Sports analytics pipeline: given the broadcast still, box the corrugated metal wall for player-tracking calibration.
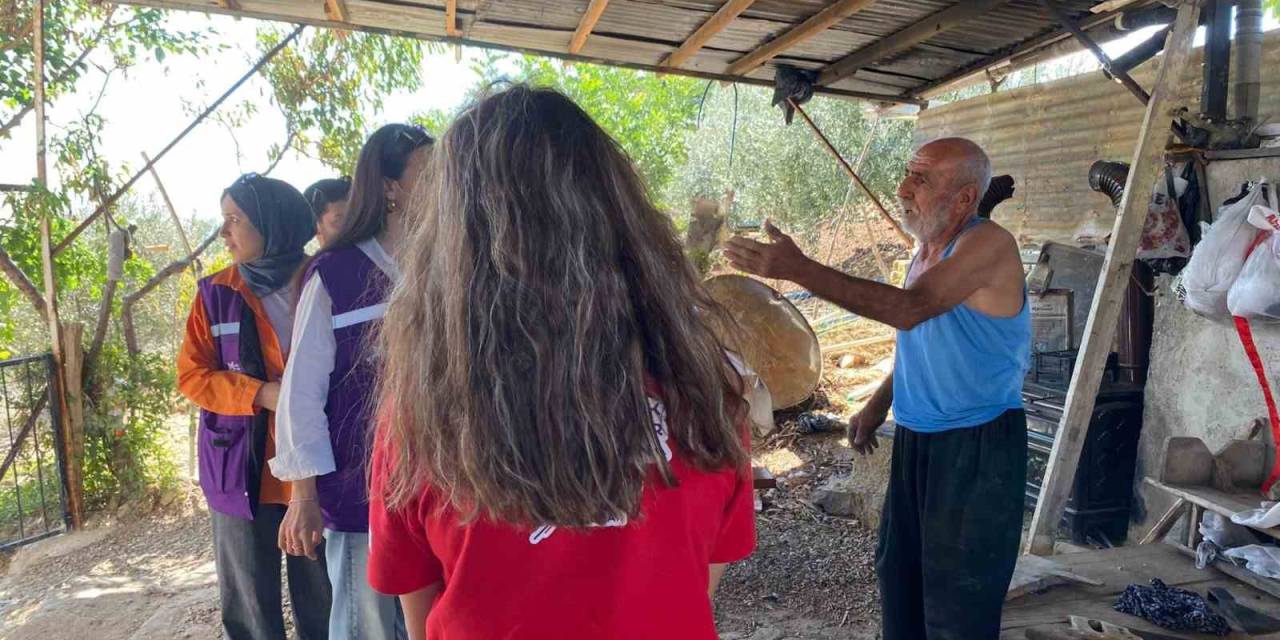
[914,31,1280,246]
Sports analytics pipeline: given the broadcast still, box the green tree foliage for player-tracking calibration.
[668,84,913,241]
[256,27,435,172]
[514,57,705,204]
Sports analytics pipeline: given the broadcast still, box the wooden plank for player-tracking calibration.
[661,0,758,69]
[1024,2,1201,556]
[1007,554,1104,601]
[324,0,349,22]
[217,0,242,8]
[569,0,611,54]
[444,0,459,36]
[816,0,1011,87]
[1204,147,1280,161]
[61,323,85,507]
[1188,503,1202,548]
[1139,498,1187,544]
[1145,479,1280,542]
[725,0,877,76]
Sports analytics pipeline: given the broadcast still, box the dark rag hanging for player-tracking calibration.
[224,174,316,297]
[772,65,818,125]
[1114,578,1230,636]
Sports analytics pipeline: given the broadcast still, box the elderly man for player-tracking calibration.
[725,137,1030,640]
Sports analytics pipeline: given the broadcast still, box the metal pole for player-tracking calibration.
[1040,0,1150,106]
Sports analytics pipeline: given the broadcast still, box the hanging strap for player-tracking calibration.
[1233,230,1280,495]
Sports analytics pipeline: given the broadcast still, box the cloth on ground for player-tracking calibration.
[1113,578,1229,636]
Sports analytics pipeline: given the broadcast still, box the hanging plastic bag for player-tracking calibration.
[1182,180,1272,319]
[1227,232,1280,320]
[1137,174,1191,259]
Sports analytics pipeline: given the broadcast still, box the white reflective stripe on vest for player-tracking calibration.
[332,303,387,330]
[210,322,240,337]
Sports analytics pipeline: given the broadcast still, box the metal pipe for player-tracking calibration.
[1235,0,1263,123]
[1201,0,1232,122]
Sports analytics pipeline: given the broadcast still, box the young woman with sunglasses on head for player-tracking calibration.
[272,124,433,639]
[303,177,352,248]
[177,173,331,640]
[367,87,756,640]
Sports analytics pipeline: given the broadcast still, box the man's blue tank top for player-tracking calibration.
[892,217,1031,433]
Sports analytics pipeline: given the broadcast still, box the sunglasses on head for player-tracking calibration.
[397,124,432,148]
[233,172,270,221]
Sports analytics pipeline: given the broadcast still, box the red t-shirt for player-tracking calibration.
[367,396,755,640]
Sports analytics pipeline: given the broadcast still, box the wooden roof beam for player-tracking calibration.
[445,0,460,37]
[216,0,241,9]
[661,0,759,69]
[324,0,348,23]
[726,0,877,77]
[569,0,611,54]
[816,0,1011,87]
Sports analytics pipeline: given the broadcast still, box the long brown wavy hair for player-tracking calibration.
[376,86,749,528]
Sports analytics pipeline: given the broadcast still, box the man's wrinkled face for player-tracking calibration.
[896,144,964,242]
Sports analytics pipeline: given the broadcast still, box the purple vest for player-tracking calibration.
[196,276,271,520]
[303,245,391,532]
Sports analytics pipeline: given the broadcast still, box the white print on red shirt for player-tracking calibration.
[528,398,673,545]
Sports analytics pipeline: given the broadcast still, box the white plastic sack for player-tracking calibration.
[1231,500,1280,528]
[1202,510,1259,548]
[1182,180,1272,319]
[1223,544,1280,579]
[1227,233,1280,320]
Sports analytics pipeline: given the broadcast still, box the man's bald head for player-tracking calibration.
[897,137,994,241]
[918,137,992,204]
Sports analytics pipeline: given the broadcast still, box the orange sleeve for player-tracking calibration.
[177,292,264,416]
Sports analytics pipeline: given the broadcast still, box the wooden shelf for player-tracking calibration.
[1145,478,1280,542]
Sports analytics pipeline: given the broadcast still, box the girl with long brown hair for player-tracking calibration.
[367,86,755,640]
[271,124,433,639]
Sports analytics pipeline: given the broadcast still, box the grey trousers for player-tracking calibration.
[211,505,332,640]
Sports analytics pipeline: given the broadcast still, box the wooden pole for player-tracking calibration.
[787,98,914,247]
[1025,1,1201,556]
[32,0,84,529]
[661,0,759,69]
[61,323,85,497]
[142,152,194,257]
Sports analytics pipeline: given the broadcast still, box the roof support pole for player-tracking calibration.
[1040,0,1150,106]
[787,98,913,248]
[1025,1,1202,556]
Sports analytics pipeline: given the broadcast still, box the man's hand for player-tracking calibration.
[253,381,280,411]
[280,497,325,560]
[723,220,811,281]
[848,406,888,456]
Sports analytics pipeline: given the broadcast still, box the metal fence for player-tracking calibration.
[0,353,69,551]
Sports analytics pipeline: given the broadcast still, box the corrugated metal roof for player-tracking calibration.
[914,31,1280,246]
[109,0,1141,104]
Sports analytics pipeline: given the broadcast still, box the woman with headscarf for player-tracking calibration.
[177,173,332,640]
[272,123,432,640]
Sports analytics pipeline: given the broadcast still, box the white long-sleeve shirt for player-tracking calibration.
[269,238,399,482]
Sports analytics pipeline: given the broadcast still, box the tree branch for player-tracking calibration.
[122,230,217,355]
[52,25,306,257]
[0,7,118,139]
[0,245,49,321]
[262,128,297,177]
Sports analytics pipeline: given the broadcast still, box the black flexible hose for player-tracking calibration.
[1089,160,1130,209]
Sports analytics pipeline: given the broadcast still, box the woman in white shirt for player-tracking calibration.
[271,123,433,640]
